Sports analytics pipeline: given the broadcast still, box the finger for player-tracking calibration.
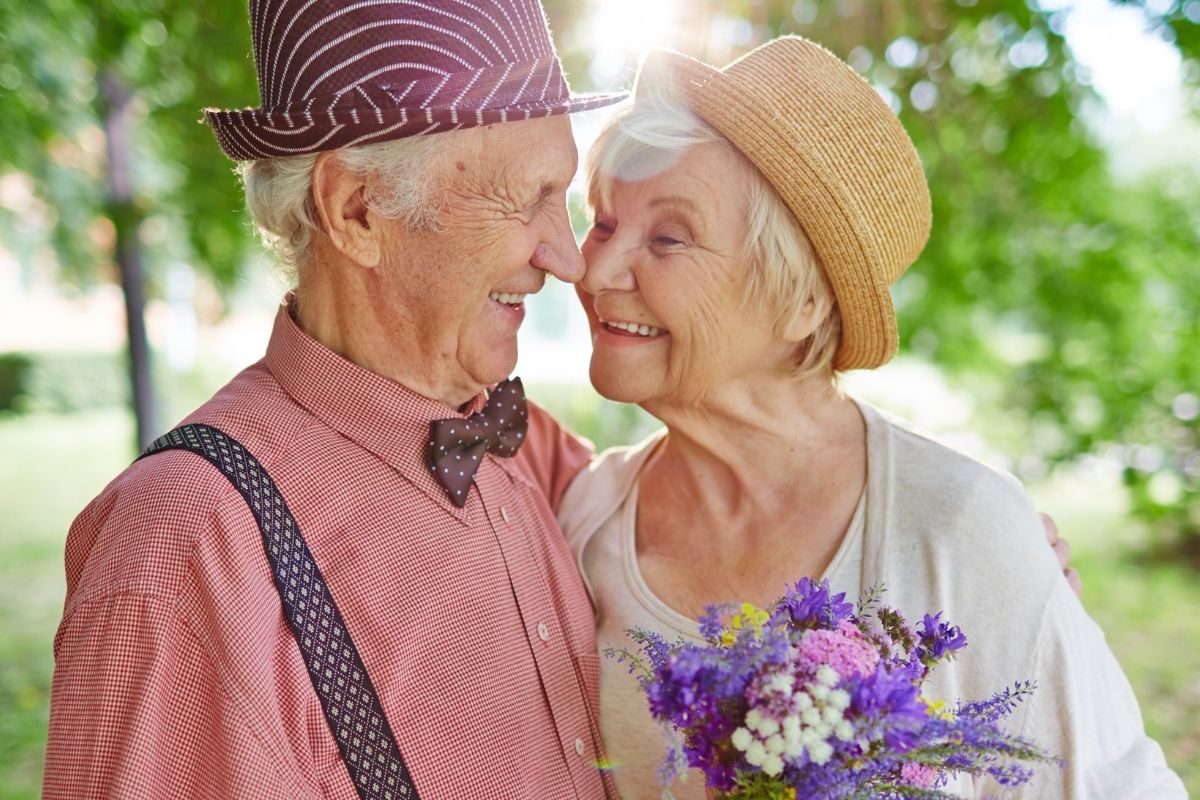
[1064,567,1082,596]
[1052,537,1072,570]
[1040,512,1059,544]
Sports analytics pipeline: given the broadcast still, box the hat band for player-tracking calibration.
[212,56,567,132]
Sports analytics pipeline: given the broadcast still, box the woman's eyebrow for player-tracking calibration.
[648,195,702,215]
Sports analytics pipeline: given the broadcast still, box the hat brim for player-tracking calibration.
[636,48,903,372]
[206,91,627,161]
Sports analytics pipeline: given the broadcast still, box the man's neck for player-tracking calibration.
[292,281,482,410]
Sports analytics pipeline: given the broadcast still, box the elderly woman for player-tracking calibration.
[558,37,1184,799]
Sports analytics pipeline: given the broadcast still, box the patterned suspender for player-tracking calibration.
[140,424,419,800]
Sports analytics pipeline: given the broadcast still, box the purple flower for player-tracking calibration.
[916,612,968,668]
[698,604,727,641]
[850,663,928,751]
[772,577,854,630]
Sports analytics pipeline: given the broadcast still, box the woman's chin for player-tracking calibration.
[589,364,656,405]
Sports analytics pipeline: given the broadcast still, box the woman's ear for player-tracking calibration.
[780,299,821,344]
[311,151,382,268]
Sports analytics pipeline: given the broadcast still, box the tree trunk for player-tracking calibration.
[102,67,159,451]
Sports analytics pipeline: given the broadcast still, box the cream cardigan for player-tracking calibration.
[558,399,1184,799]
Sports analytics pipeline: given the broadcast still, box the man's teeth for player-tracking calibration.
[606,320,668,337]
[489,292,527,305]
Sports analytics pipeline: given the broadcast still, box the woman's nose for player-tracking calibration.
[580,234,638,296]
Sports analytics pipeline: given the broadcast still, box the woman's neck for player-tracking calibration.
[642,373,861,526]
[634,372,868,614]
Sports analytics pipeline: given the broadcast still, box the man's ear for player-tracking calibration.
[311,151,381,268]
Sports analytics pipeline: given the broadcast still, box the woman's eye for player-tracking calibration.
[653,235,683,248]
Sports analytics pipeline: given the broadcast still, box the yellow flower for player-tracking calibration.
[923,697,953,720]
[720,602,770,646]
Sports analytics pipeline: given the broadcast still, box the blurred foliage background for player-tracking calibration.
[1,0,1198,796]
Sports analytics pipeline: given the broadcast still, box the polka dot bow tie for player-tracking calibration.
[427,378,528,507]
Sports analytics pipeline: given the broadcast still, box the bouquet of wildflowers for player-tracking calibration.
[607,578,1059,799]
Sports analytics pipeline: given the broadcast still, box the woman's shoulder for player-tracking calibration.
[856,399,1060,590]
[860,400,1035,524]
[556,428,666,546]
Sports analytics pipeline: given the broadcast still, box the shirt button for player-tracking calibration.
[574,737,586,757]
[501,506,510,523]
[537,622,550,642]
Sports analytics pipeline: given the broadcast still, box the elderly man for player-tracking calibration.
[44,2,623,798]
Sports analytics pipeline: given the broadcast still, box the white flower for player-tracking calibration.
[745,707,765,733]
[801,706,822,726]
[810,683,830,702]
[822,704,843,725]
[766,673,795,695]
[835,720,855,741]
[800,728,822,747]
[731,727,754,751]
[794,691,814,710]
[809,740,835,766]
[762,753,785,776]
[828,689,850,710]
[745,740,767,767]
[765,734,785,756]
[782,715,801,740]
[817,665,840,687]
[784,738,806,759]
[759,715,781,737]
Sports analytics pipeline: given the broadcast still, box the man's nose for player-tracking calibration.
[530,202,585,283]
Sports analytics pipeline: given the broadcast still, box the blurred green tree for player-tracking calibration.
[0,0,258,447]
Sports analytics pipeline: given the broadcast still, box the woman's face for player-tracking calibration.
[579,141,795,407]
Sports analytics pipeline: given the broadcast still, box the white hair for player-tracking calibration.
[586,80,842,380]
[237,134,448,275]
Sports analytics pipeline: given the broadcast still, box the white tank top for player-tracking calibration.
[563,429,866,799]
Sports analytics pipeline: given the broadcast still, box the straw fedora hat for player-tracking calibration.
[205,0,625,161]
[635,36,932,371]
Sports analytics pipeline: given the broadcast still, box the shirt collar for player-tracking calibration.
[263,297,490,519]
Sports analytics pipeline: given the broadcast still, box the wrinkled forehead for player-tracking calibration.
[456,115,580,193]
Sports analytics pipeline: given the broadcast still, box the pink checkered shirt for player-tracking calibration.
[45,302,610,799]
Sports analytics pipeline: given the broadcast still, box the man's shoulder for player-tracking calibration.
[64,365,313,610]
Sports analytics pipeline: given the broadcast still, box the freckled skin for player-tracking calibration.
[578,141,796,411]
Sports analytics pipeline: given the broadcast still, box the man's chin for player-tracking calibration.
[465,349,519,391]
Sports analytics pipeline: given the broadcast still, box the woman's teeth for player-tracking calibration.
[605,320,668,337]
[489,292,527,306]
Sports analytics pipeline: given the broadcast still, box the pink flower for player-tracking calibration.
[796,620,881,680]
[900,761,939,788]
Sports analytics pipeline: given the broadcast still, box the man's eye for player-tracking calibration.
[653,236,683,247]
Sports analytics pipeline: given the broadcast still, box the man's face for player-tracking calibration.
[376,114,583,401]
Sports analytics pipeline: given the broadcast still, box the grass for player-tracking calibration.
[0,410,136,799]
[0,409,1197,797]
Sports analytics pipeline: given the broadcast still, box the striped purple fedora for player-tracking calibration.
[205,0,626,160]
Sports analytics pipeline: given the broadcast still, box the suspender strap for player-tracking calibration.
[141,423,419,800]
